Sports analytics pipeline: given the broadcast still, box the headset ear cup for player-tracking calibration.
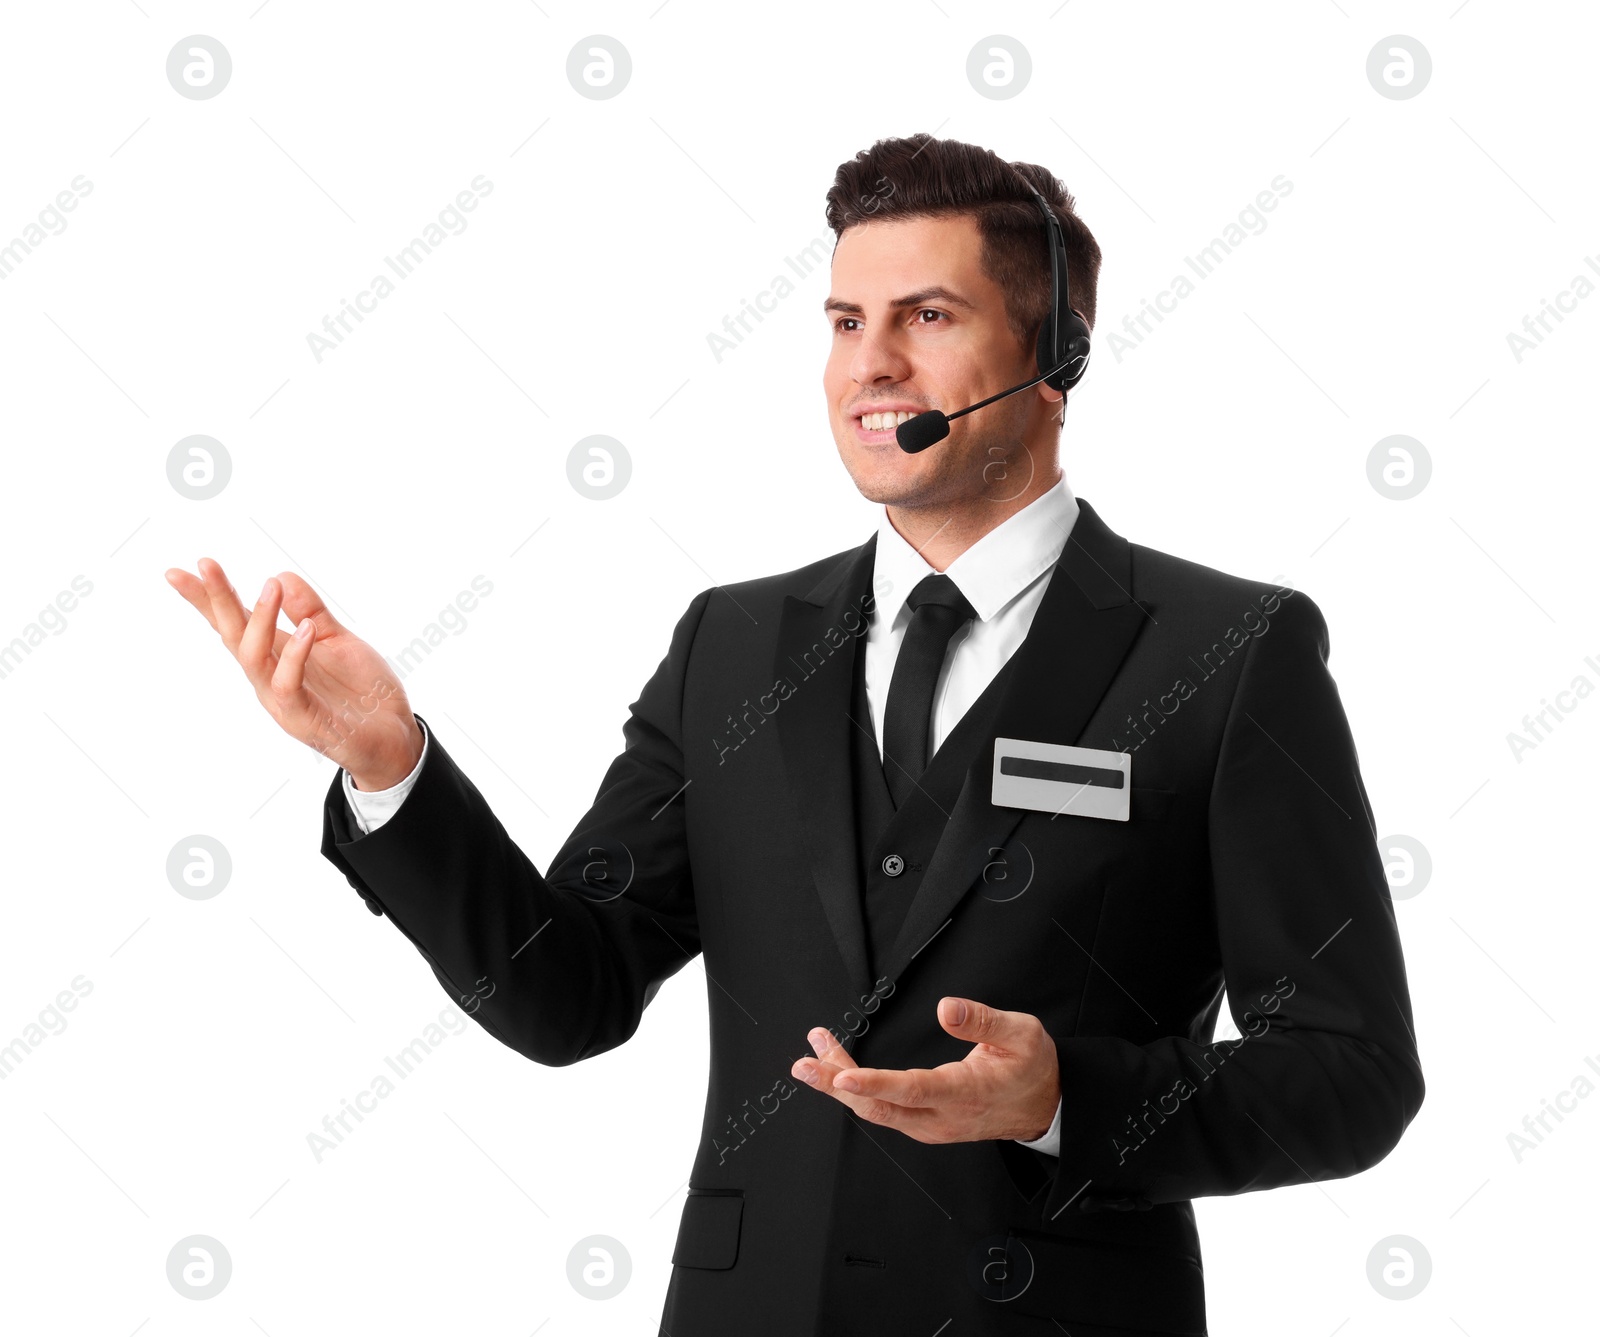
[1038,310,1091,391]
[1054,311,1092,391]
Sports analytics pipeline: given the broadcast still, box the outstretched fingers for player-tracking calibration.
[164,567,220,633]
[196,557,252,651]
[791,1029,942,1134]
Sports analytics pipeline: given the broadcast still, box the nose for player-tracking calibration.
[850,322,912,389]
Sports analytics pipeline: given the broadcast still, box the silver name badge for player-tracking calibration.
[991,737,1131,822]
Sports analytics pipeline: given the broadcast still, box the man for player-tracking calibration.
[167,134,1423,1336]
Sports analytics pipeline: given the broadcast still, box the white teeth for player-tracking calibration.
[861,410,921,431]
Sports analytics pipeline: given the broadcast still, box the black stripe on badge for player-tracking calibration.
[999,755,1126,789]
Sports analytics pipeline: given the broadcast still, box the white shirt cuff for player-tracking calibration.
[1013,1094,1062,1157]
[342,718,430,836]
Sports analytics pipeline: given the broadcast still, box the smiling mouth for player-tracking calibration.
[856,410,924,433]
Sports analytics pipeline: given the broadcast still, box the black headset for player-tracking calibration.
[1023,182,1092,393]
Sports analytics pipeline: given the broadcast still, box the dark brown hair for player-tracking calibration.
[824,133,1101,354]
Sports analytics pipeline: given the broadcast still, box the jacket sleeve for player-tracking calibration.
[319,586,714,1068]
[1039,591,1425,1221]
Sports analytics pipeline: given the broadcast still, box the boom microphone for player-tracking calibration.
[894,343,1088,453]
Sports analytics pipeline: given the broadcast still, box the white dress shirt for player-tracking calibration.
[344,474,1080,1156]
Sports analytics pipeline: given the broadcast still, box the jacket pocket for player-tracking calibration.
[671,1188,744,1270]
[994,1227,1205,1333]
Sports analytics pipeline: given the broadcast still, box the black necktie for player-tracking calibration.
[881,573,978,809]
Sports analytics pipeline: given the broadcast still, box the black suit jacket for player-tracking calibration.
[321,498,1424,1336]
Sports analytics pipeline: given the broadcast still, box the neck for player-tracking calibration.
[886,462,1063,573]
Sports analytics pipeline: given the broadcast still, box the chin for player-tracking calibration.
[844,457,934,508]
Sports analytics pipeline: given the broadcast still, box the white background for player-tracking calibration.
[1,2,1594,1333]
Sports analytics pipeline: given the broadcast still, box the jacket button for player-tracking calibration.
[882,854,904,877]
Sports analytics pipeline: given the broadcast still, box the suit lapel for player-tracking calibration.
[772,534,880,1000]
[874,497,1153,986]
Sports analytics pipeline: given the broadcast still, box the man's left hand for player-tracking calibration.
[789,997,1060,1143]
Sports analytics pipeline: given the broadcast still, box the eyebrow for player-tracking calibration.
[822,285,977,315]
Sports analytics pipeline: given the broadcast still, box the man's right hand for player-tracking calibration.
[165,557,425,791]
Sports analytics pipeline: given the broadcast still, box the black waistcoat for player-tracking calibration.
[846,595,1025,976]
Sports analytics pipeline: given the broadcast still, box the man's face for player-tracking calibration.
[822,212,1061,509]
